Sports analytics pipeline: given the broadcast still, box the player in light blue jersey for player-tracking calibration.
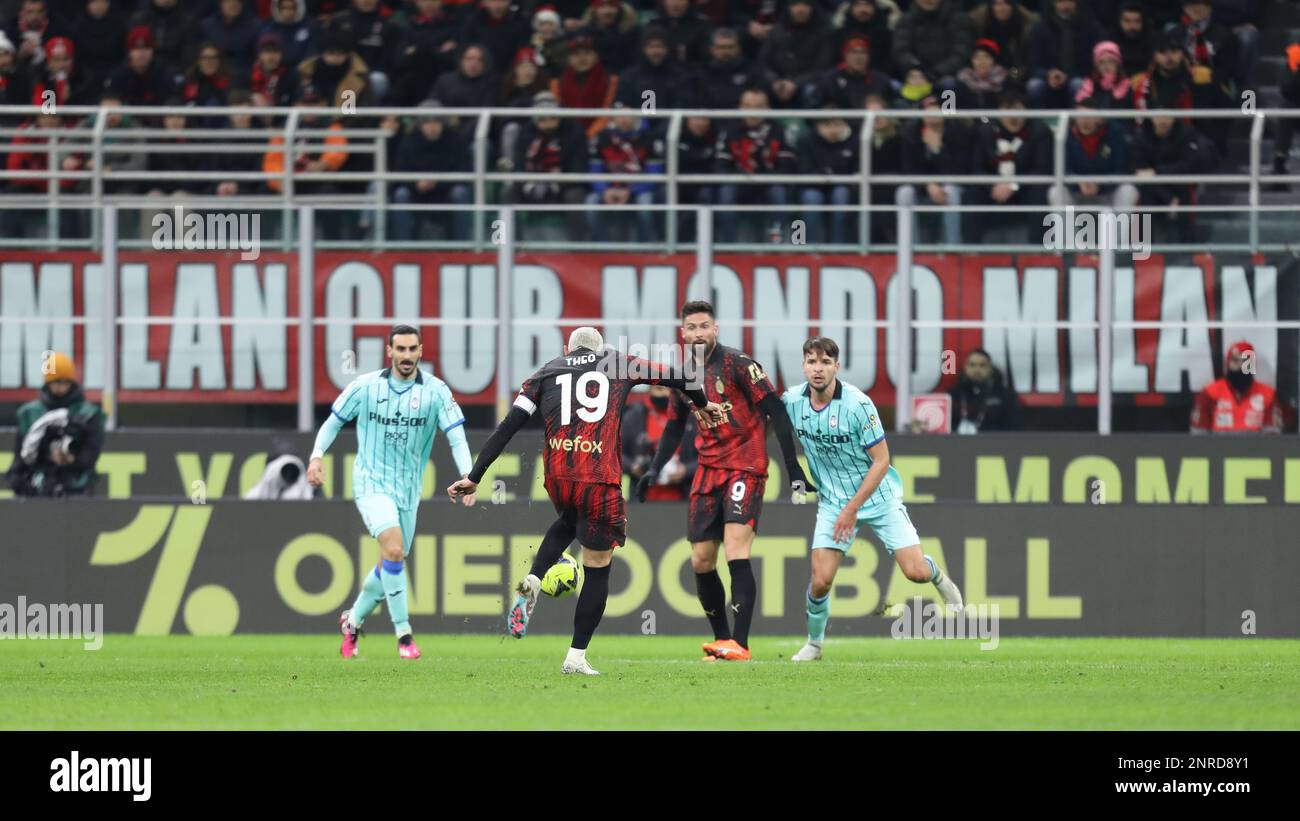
[306,325,475,659]
[781,337,963,661]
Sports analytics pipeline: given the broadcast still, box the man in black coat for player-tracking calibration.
[949,349,1022,433]
[971,88,1053,242]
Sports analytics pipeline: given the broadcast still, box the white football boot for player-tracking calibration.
[934,573,964,613]
[561,649,600,676]
[791,642,823,662]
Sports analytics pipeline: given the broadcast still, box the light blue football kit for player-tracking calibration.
[312,367,473,636]
[781,380,919,553]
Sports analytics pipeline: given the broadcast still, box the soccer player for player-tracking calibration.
[636,301,815,662]
[446,327,720,675]
[782,337,963,662]
[306,325,474,660]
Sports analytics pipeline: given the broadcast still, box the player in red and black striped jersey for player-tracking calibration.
[636,301,815,662]
[447,327,719,675]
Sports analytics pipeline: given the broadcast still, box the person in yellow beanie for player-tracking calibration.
[7,352,105,496]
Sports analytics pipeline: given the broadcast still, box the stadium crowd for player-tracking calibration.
[0,0,1293,244]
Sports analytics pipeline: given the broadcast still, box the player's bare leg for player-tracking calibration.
[562,545,612,676]
[376,527,421,659]
[794,548,843,662]
[895,544,963,612]
[691,539,731,659]
[708,523,756,661]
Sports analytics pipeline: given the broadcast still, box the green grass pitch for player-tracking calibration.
[2,635,1298,730]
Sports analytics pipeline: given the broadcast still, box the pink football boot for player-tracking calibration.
[397,635,421,660]
[339,611,361,659]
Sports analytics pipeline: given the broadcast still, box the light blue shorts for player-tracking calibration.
[356,494,417,556]
[812,502,920,555]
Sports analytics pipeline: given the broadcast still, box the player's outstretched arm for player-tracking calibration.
[757,392,817,494]
[448,405,531,501]
[306,412,346,487]
[636,411,687,502]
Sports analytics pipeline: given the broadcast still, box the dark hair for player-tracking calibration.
[967,347,992,363]
[802,337,840,361]
[998,87,1026,108]
[680,300,715,322]
[389,324,421,344]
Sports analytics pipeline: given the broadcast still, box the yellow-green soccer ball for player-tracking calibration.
[540,556,582,598]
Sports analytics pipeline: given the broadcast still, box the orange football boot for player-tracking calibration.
[709,639,751,661]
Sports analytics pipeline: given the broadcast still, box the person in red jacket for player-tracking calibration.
[1190,341,1284,433]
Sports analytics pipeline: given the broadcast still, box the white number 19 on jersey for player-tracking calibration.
[557,372,610,425]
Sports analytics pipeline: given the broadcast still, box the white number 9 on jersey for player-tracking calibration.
[557,372,610,424]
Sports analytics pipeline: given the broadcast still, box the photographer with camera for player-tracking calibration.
[7,352,105,497]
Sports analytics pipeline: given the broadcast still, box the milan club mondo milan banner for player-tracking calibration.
[0,251,1293,405]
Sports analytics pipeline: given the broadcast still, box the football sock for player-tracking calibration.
[571,564,611,651]
[924,555,945,585]
[529,517,578,580]
[806,584,830,643]
[349,564,386,627]
[728,559,757,649]
[380,558,411,637]
[695,569,732,641]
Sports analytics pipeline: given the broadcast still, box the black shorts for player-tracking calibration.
[544,477,626,551]
[686,466,766,544]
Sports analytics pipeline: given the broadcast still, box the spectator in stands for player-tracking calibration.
[1271,40,1299,190]
[8,0,52,75]
[972,88,1052,242]
[0,31,32,109]
[833,0,894,78]
[328,0,404,102]
[955,37,1008,111]
[6,352,105,497]
[70,0,126,94]
[1178,0,1239,140]
[298,25,369,107]
[501,91,588,239]
[180,42,234,110]
[892,0,973,92]
[529,5,567,72]
[394,0,460,104]
[1190,341,1284,433]
[1132,111,1217,242]
[649,0,710,66]
[460,0,530,73]
[586,107,664,242]
[201,0,260,73]
[213,88,264,196]
[580,0,639,75]
[675,114,716,240]
[815,33,890,110]
[549,31,616,138]
[131,0,201,82]
[1107,0,1152,78]
[31,36,94,106]
[949,348,1022,433]
[797,106,858,245]
[897,60,935,105]
[86,89,145,196]
[262,0,321,70]
[715,86,794,244]
[861,95,899,243]
[431,43,495,114]
[105,25,172,105]
[615,27,687,120]
[1075,39,1134,111]
[696,27,774,110]
[138,97,209,237]
[968,0,1037,85]
[759,0,832,102]
[1134,22,1233,156]
[895,94,967,245]
[1206,0,1260,93]
[265,85,350,233]
[622,384,698,501]
[1026,0,1101,109]
[250,32,294,107]
[498,45,548,106]
[1050,97,1139,211]
[4,105,80,200]
[391,100,472,241]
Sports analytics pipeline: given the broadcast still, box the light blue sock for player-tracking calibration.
[924,555,945,585]
[380,559,411,637]
[806,585,830,643]
[349,564,386,627]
